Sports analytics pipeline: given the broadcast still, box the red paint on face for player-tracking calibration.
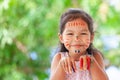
[67,20,86,27]
[64,39,70,48]
[62,19,92,54]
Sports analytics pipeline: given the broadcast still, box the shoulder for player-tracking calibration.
[50,52,62,73]
[92,50,105,69]
[93,50,103,60]
[52,52,62,62]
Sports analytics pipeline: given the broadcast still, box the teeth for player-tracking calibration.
[75,50,80,53]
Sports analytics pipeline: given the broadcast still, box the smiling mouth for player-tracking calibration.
[71,45,81,48]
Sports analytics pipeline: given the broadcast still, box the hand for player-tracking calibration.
[60,52,76,74]
[79,55,92,70]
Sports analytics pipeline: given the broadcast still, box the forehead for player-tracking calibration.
[66,19,87,27]
[65,19,88,30]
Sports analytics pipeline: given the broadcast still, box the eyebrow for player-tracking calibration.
[65,30,73,32]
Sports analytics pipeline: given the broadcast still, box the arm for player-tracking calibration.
[50,53,66,80]
[90,52,109,80]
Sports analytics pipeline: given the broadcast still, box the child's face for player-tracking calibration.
[59,19,94,54]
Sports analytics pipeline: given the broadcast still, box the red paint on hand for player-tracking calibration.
[80,57,83,70]
[80,56,91,70]
[86,56,91,70]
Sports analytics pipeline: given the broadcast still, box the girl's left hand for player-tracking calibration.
[79,55,92,70]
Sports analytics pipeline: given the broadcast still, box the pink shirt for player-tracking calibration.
[61,52,92,80]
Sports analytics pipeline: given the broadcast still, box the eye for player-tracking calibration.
[81,32,87,35]
[67,33,73,35]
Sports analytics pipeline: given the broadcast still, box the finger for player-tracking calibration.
[64,59,69,74]
[83,55,87,70]
[86,55,91,70]
[71,60,76,72]
[66,52,72,73]
[67,58,72,74]
[60,59,66,72]
[60,58,68,74]
[79,57,83,70]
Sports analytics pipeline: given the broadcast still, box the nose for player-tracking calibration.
[75,35,79,41]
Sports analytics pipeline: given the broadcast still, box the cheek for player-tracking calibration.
[64,38,71,49]
[85,38,91,48]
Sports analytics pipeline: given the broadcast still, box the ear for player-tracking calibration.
[58,33,64,43]
[90,34,94,43]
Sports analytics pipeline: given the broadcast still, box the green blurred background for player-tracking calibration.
[0,0,120,80]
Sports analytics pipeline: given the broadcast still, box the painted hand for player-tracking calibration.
[79,55,92,70]
[60,52,76,74]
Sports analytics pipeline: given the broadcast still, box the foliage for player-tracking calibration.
[0,0,120,80]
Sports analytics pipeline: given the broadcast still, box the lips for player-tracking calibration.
[71,45,81,48]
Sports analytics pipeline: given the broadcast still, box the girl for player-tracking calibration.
[50,8,109,80]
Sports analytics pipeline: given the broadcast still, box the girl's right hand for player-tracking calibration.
[59,52,76,74]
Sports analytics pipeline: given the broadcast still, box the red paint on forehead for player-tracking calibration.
[66,19,87,27]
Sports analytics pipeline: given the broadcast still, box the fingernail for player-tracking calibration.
[70,70,72,74]
[66,71,68,74]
